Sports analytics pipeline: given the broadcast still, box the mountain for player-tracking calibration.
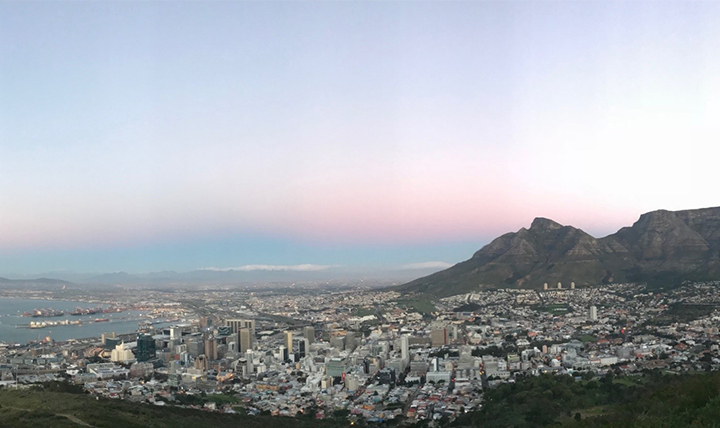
[0,277,74,289]
[397,206,720,296]
[0,266,446,289]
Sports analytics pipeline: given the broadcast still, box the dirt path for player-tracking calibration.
[57,413,95,427]
[3,405,95,427]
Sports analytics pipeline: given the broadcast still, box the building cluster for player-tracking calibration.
[3,281,720,423]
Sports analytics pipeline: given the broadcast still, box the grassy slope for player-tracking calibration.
[452,371,720,428]
[0,388,338,428]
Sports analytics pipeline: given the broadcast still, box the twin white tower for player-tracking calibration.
[542,281,575,290]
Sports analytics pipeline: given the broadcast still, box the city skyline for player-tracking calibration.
[2,1,720,274]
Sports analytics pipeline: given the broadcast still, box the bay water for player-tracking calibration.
[0,297,163,344]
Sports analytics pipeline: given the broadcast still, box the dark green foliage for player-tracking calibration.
[649,303,716,325]
[429,349,459,358]
[472,345,516,358]
[0,388,349,428]
[627,268,715,291]
[452,302,481,312]
[453,371,720,428]
[36,381,86,394]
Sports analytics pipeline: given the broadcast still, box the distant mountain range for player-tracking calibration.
[0,265,450,289]
[0,277,73,289]
[397,206,720,297]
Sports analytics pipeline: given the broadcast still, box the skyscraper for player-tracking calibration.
[194,355,208,371]
[226,319,255,334]
[345,332,356,351]
[299,338,308,359]
[284,331,293,353]
[135,333,156,362]
[303,326,315,344]
[401,335,409,362]
[204,338,218,360]
[169,327,181,340]
[239,328,253,353]
[431,329,447,347]
[186,336,204,357]
[245,350,254,375]
[589,305,598,321]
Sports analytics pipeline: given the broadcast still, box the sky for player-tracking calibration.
[1,1,720,275]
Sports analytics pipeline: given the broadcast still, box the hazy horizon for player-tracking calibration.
[2,2,720,274]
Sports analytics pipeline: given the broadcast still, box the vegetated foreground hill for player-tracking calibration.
[397,206,720,296]
[4,372,720,428]
[453,371,720,428]
[0,386,344,428]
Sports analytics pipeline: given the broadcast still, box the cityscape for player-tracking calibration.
[3,278,720,425]
[3,1,720,427]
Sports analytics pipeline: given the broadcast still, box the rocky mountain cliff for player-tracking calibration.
[397,207,720,296]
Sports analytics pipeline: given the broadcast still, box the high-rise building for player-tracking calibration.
[589,305,598,321]
[111,342,134,363]
[194,355,208,371]
[570,282,576,290]
[298,338,308,358]
[204,338,218,360]
[186,337,204,357]
[279,345,289,362]
[245,350,254,375]
[102,332,116,346]
[303,326,315,344]
[226,319,255,335]
[543,283,548,290]
[104,331,121,350]
[135,333,156,362]
[557,282,562,289]
[345,374,359,392]
[239,328,253,353]
[401,335,410,362]
[284,331,293,353]
[326,357,346,378]
[345,332,357,351]
[431,329,447,347]
[169,327,182,340]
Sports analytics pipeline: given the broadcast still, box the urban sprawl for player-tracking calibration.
[2,281,720,423]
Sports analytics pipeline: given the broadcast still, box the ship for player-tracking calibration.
[93,318,109,322]
[71,306,104,316]
[25,308,65,318]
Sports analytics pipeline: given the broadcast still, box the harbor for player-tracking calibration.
[0,298,178,344]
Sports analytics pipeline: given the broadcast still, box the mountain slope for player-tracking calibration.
[397,206,720,296]
[0,277,73,289]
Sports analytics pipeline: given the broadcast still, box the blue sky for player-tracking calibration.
[1,2,720,274]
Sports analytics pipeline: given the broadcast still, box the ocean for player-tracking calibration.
[0,297,167,344]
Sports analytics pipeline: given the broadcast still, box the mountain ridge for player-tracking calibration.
[397,206,720,296]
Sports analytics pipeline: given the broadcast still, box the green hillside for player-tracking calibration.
[0,385,340,428]
[453,371,720,428]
